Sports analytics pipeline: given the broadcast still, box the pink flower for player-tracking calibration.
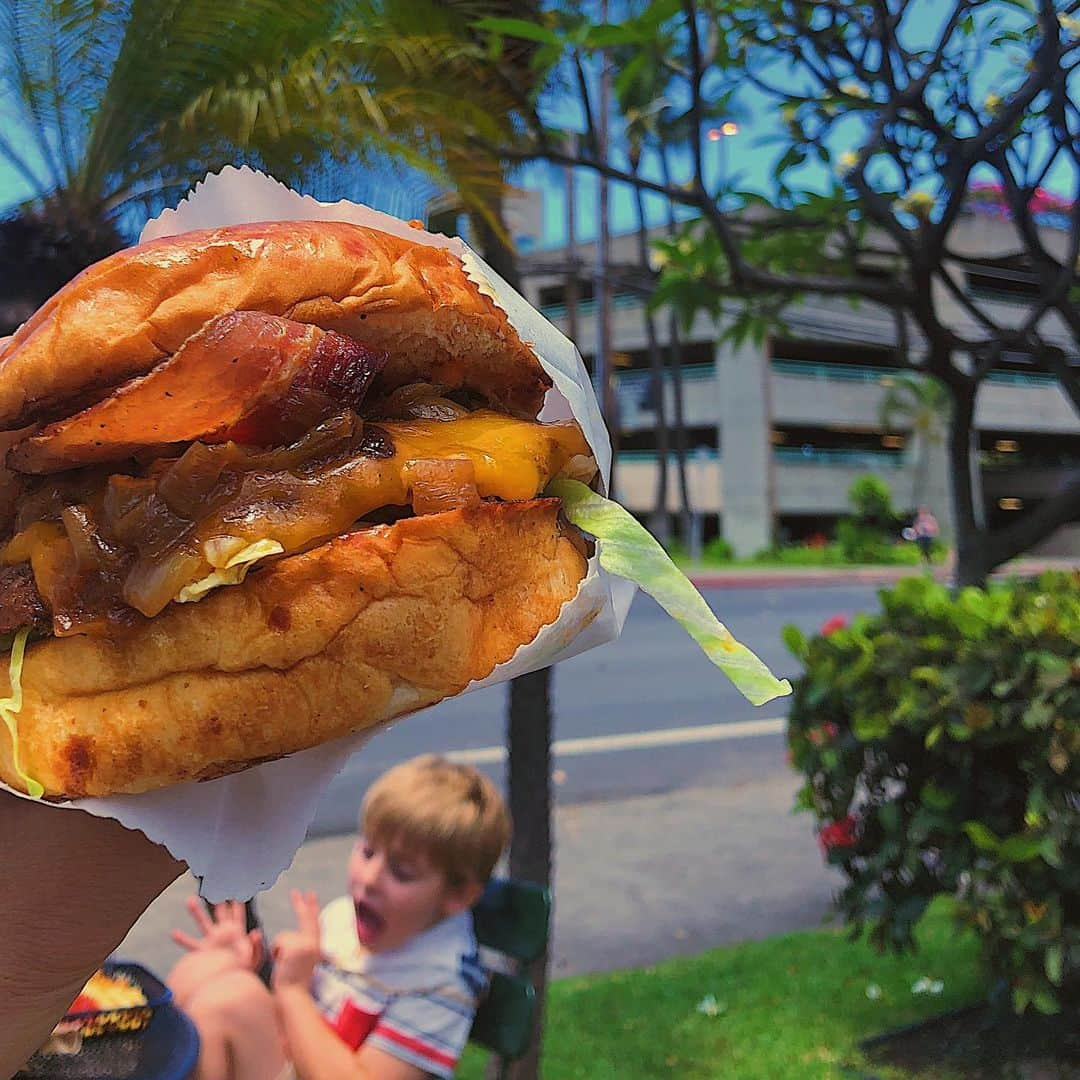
[820,615,847,636]
[824,722,839,739]
[818,815,858,854]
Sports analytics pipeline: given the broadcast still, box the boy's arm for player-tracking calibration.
[0,791,183,1076]
[275,985,429,1080]
[273,891,430,1080]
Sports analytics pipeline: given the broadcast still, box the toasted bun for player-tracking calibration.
[0,499,590,798]
[0,220,550,429]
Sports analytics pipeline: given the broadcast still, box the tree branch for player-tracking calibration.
[681,0,706,196]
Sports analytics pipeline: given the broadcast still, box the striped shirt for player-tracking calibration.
[311,897,486,1078]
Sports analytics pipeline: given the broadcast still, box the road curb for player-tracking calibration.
[686,561,1076,590]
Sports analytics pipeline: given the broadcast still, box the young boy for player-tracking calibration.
[167,754,511,1080]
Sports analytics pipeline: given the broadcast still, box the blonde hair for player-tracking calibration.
[361,755,511,886]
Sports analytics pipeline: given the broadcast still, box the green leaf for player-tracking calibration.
[921,782,955,811]
[963,821,1001,852]
[548,479,792,706]
[781,624,807,661]
[1045,944,1064,985]
[613,52,648,100]
[1021,700,1055,730]
[1032,990,1061,1016]
[853,714,891,740]
[583,22,642,47]
[998,831,1046,863]
[472,17,561,45]
[925,723,945,749]
[1039,836,1064,869]
[639,0,682,28]
[877,800,901,832]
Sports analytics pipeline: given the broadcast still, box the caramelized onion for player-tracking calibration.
[0,425,33,537]
[60,505,127,574]
[123,546,204,617]
[403,458,481,516]
[372,383,471,421]
[157,443,231,517]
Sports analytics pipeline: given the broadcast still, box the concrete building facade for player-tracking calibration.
[513,210,1080,557]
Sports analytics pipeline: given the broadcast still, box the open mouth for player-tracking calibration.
[354,899,386,945]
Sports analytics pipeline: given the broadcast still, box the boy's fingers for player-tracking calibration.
[289,888,305,923]
[290,889,318,934]
[249,928,264,966]
[187,895,214,934]
[222,900,243,928]
[171,929,201,951]
[298,891,321,935]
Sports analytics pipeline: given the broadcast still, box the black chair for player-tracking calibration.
[469,879,551,1061]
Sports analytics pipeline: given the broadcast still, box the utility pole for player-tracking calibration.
[564,132,580,348]
[595,0,617,492]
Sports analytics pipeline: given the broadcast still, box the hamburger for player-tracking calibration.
[0,220,600,799]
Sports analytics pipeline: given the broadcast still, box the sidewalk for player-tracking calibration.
[118,772,842,981]
[686,555,1077,590]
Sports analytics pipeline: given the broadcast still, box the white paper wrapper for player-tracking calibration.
[3,167,635,900]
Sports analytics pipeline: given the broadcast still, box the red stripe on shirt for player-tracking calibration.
[373,1022,458,1069]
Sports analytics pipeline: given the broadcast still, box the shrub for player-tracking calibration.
[662,536,689,564]
[848,474,898,530]
[836,519,893,562]
[784,572,1080,1015]
[702,536,734,564]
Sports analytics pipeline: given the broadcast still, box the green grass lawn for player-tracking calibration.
[458,902,986,1079]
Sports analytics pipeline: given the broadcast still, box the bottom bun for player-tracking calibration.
[0,499,589,798]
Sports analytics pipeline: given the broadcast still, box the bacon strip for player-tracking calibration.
[10,312,386,474]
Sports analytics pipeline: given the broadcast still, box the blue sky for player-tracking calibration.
[0,1,1071,249]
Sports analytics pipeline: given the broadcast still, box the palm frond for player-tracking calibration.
[3,0,525,269]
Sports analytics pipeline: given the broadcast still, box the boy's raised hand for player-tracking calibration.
[272,889,323,990]
[170,896,264,972]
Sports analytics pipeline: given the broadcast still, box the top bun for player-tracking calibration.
[0,220,550,429]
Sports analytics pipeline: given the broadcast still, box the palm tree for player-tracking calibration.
[878,374,951,512]
[0,0,514,320]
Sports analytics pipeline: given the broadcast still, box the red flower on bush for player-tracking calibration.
[818,815,858,854]
[820,614,847,636]
[808,722,841,746]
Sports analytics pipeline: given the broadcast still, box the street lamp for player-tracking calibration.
[706,121,740,202]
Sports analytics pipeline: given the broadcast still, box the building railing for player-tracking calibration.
[984,369,1059,387]
[774,446,907,469]
[539,293,642,320]
[618,446,911,470]
[771,359,901,383]
[618,448,720,462]
[616,363,714,388]
[772,357,1063,388]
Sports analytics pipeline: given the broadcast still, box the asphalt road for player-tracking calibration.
[308,582,885,836]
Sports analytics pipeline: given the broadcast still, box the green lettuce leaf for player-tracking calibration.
[548,478,792,706]
[0,627,43,798]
